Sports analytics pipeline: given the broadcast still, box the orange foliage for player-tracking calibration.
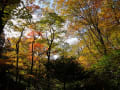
[27,30,42,38]
[26,4,40,13]
[0,59,12,65]
[29,43,44,51]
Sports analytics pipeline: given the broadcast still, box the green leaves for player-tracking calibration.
[91,50,120,87]
[39,12,64,26]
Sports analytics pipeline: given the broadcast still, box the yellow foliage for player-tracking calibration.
[78,56,90,68]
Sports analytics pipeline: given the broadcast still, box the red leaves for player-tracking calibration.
[29,43,44,50]
[34,43,43,49]
[26,30,44,61]
[26,4,40,10]
[38,32,42,37]
[26,4,40,13]
[27,30,42,39]
[27,30,44,52]
[27,31,38,37]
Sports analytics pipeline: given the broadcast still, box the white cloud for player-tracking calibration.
[66,38,78,45]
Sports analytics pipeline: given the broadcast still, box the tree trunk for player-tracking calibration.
[88,28,102,54]
[63,82,66,90]
[15,29,24,83]
[46,27,55,90]
[16,43,19,83]
[47,50,51,89]
[94,25,107,55]
[0,2,5,57]
[31,41,34,74]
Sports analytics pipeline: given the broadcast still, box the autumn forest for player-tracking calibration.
[0,0,120,90]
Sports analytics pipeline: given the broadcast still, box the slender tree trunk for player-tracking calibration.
[16,43,19,83]
[38,59,41,79]
[46,28,55,90]
[15,29,24,83]
[63,81,66,90]
[31,41,34,74]
[63,56,66,90]
[29,41,34,86]
[94,25,107,55]
[47,50,51,89]
[88,29,102,54]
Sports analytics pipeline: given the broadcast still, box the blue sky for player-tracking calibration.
[50,0,54,8]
